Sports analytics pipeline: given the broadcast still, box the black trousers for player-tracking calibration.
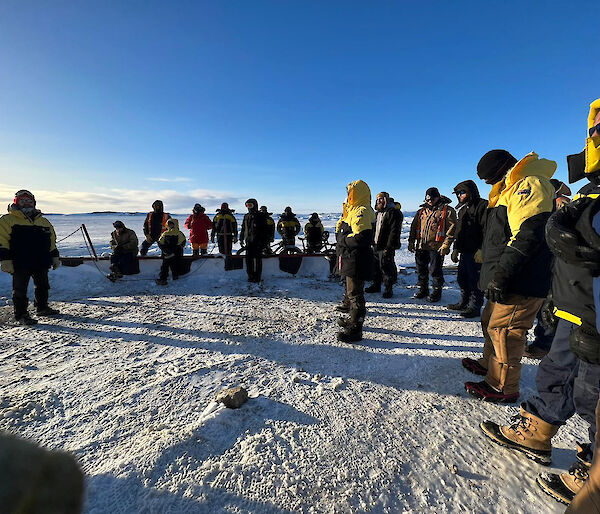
[415,249,444,289]
[159,256,181,281]
[217,235,233,255]
[245,243,263,282]
[13,268,50,318]
[346,276,366,324]
[373,250,397,287]
[110,252,138,275]
[456,252,483,306]
[140,236,160,256]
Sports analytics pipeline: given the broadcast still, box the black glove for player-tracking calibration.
[485,276,509,303]
[540,296,558,332]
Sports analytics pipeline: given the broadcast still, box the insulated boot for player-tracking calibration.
[337,323,363,343]
[479,406,559,465]
[16,313,38,326]
[427,287,442,303]
[382,285,393,299]
[465,380,520,404]
[523,344,549,360]
[155,278,168,286]
[460,293,482,318]
[337,316,352,328]
[461,357,487,376]
[365,283,381,294]
[447,290,468,310]
[335,299,351,313]
[200,248,207,255]
[37,306,60,316]
[537,460,590,505]
[192,248,200,258]
[412,283,429,299]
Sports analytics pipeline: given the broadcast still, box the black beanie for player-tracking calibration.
[477,150,517,184]
[425,187,440,199]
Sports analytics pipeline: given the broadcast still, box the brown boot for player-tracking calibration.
[537,460,590,506]
[480,406,559,465]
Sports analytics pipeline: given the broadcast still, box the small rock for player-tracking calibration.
[216,386,249,409]
[451,464,459,474]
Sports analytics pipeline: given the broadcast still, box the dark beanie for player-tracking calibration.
[425,187,440,199]
[477,150,517,184]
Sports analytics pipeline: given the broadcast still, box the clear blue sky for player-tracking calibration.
[0,1,596,214]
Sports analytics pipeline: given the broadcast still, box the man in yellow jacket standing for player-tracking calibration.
[463,150,555,403]
[0,190,61,325]
[336,180,375,343]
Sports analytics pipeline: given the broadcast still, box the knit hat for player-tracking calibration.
[477,150,517,184]
[425,187,440,200]
[13,189,35,206]
[113,220,125,229]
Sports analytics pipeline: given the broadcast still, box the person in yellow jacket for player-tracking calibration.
[156,218,186,285]
[336,180,375,342]
[463,150,555,403]
[0,190,61,325]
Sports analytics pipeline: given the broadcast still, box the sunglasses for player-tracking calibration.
[455,190,467,196]
[589,123,600,138]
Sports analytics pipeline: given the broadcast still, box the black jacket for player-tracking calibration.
[337,221,374,280]
[277,212,301,241]
[551,181,600,329]
[143,201,171,240]
[453,180,488,254]
[240,208,269,246]
[374,205,403,251]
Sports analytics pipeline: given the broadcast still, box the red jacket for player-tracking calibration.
[184,213,213,245]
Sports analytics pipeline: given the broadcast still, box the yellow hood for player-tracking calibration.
[165,218,180,232]
[586,97,600,174]
[489,152,556,207]
[345,180,375,236]
[346,180,372,208]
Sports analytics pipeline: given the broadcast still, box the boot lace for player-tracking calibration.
[568,461,589,484]
[507,414,532,439]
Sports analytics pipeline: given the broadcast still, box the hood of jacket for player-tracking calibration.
[419,195,452,209]
[346,180,371,208]
[453,180,480,205]
[7,204,42,220]
[245,198,258,212]
[489,152,556,207]
[344,180,375,235]
[152,200,164,212]
[164,218,180,233]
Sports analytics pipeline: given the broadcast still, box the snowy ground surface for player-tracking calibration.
[0,215,584,513]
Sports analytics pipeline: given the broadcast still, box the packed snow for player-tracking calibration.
[0,215,584,513]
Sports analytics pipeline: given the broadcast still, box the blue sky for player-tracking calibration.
[0,1,596,214]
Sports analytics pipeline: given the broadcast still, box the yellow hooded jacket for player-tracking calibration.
[158,219,186,257]
[336,180,376,279]
[0,205,58,271]
[480,152,556,298]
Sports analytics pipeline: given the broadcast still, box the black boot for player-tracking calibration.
[200,248,208,255]
[427,287,442,303]
[335,298,351,312]
[37,306,60,316]
[447,290,468,310]
[365,283,381,293]
[337,323,363,343]
[412,282,429,299]
[382,284,393,299]
[192,248,200,258]
[460,293,483,318]
[16,312,38,325]
[337,316,352,328]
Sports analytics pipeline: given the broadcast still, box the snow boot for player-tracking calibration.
[335,299,351,313]
[412,283,429,299]
[479,406,558,465]
[337,316,352,328]
[192,248,200,258]
[523,344,549,360]
[382,285,393,299]
[365,283,381,294]
[465,380,519,404]
[16,313,38,326]
[37,306,60,316]
[537,460,590,505]
[427,287,442,303]
[460,293,483,318]
[337,323,363,343]
[447,290,468,311]
[155,278,168,286]
[461,357,487,376]
[200,248,208,255]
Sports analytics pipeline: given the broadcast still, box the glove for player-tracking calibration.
[408,241,415,253]
[145,234,153,244]
[540,296,558,332]
[52,256,60,270]
[450,249,459,263]
[474,249,483,264]
[438,242,451,256]
[1,260,14,274]
[485,276,509,303]
[383,248,393,258]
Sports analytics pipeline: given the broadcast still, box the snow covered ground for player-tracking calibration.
[0,215,584,513]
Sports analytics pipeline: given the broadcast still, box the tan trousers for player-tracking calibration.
[476,295,543,394]
[567,397,600,513]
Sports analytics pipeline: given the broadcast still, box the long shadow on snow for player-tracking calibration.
[366,326,483,344]
[35,322,533,397]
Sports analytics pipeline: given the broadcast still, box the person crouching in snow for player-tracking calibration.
[408,187,457,302]
[0,190,61,325]
[156,219,185,285]
[185,203,213,257]
[336,180,375,343]
[108,220,139,281]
